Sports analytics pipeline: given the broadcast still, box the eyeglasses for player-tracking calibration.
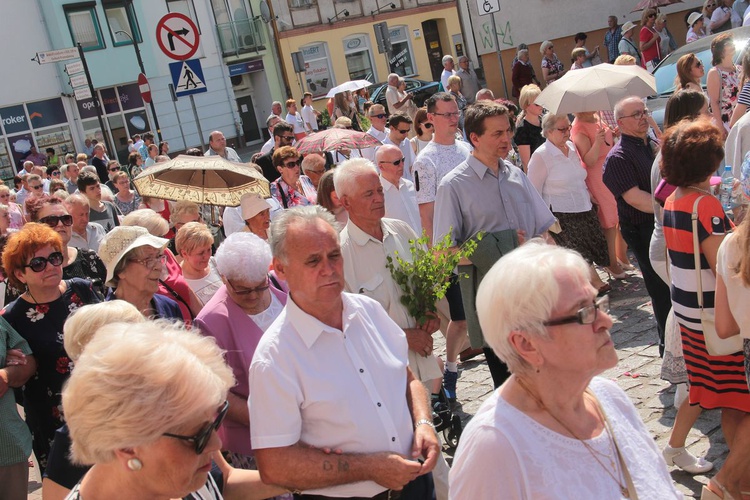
[695,61,704,68]
[648,13,656,18]
[283,160,300,168]
[279,135,295,141]
[555,125,572,133]
[379,158,405,166]
[432,112,461,119]
[109,166,120,172]
[24,251,64,273]
[370,113,387,119]
[396,128,411,134]
[51,171,61,176]
[29,185,43,190]
[227,278,270,296]
[39,214,73,228]
[422,123,433,129]
[130,253,167,269]
[163,400,229,454]
[543,296,610,327]
[621,109,651,120]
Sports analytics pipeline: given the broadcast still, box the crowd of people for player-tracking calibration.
[6,7,750,500]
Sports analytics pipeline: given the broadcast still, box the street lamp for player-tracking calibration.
[114,24,162,142]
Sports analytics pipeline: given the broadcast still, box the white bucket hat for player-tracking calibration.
[241,193,272,221]
[98,225,169,286]
[621,21,638,35]
[687,12,703,27]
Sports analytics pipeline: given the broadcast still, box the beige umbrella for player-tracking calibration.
[132,155,270,207]
[535,64,657,114]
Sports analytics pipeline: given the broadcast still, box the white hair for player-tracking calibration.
[121,208,170,237]
[333,158,378,198]
[80,165,97,176]
[614,96,642,121]
[475,240,590,373]
[540,40,554,54]
[269,205,339,263]
[62,320,234,464]
[63,193,90,209]
[541,112,568,138]
[301,153,325,174]
[214,232,272,283]
[64,301,145,362]
[442,55,454,65]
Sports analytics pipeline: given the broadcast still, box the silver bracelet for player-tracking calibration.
[415,418,435,430]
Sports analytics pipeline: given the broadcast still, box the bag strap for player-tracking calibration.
[691,195,706,310]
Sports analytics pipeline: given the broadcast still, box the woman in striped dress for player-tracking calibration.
[661,118,750,498]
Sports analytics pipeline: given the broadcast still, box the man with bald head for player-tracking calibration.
[205,130,241,162]
[362,104,389,162]
[377,144,421,234]
[475,88,495,102]
[385,73,413,115]
[603,96,670,355]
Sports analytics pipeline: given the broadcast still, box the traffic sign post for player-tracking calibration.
[475,0,509,98]
[156,13,200,60]
[477,0,500,16]
[169,59,207,98]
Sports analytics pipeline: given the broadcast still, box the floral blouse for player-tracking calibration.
[1,278,100,470]
[270,176,317,208]
[542,55,564,82]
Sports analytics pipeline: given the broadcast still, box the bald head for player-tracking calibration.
[476,89,495,102]
[376,144,405,184]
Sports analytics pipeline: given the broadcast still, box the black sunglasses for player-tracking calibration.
[163,400,229,454]
[379,158,405,166]
[422,123,433,129]
[109,166,120,172]
[39,214,73,228]
[283,160,300,168]
[370,113,387,119]
[24,251,64,273]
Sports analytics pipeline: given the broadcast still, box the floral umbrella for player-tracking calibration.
[294,128,382,154]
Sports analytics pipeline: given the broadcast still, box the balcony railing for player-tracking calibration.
[216,19,266,57]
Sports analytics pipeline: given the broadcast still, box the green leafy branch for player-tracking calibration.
[385,230,481,326]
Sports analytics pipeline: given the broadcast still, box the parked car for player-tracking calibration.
[367,78,440,111]
[648,25,750,129]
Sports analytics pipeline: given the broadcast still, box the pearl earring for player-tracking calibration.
[127,458,143,471]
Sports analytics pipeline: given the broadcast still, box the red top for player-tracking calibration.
[639,27,661,67]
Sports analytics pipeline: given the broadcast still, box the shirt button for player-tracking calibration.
[359,369,364,373]
[377,402,382,407]
[392,437,396,442]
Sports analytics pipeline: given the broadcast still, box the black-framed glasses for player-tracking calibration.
[130,253,167,269]
[621,109,651,120]
[396,128,411,134]
[543,296,610,327]
[39,214,73,228]
[24,252,64,273]
[432,112,461,118]
[379,158,405,166]
[648,13,656,18]
[29,185,43,190]
[109,166,120,172]
[423,123,434,129]
[227,278,270,296]
[370,113,387,119]
[279,135,295,142]
[283,160,300,168]
[556,125,572,133]
[163,400,229,454]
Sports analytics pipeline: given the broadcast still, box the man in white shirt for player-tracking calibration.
[260,115,281,155]
[300,92,320,134]
[248,205,439,498]
[64,194,106,252]
[380,113,415,183]
[285,99,308,141]
[440,55,455,91]
[385,73,413,115]
[412,92,472,402]
[361,104,389,162]
[204,131,242,162]
[377,145,421,234]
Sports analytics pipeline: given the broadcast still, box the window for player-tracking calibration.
[104,2,142,46]
[64,4,105,51]
[301,42,335,99]
[389,25,416,77]
[169,0,201,32]
[343,35,376,82]
[290,0,315,8]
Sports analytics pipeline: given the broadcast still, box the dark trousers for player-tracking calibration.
[483,347,511,388]
[619,220,671,356]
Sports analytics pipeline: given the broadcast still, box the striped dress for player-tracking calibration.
[663,191,750,411]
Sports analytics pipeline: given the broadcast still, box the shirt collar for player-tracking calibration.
[345,218,392,247]
[380,175,402,191]
[467,155,502,179]
[286,293,358,348]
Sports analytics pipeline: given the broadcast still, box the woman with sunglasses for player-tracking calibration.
[410,107,434,156]
[60,319,287,500]
[25,195,106,298]
[269,146,316,208]
[1,223,100,472]
[639,9,662,72]
[675,53,705,93]
[0,185,25,229]
[703,0,717,34]
[195,232,287,471]
[98,225,185,322]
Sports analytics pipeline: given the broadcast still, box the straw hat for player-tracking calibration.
[98,226,168,286]
[687,12,703,27]
[621,21,638,35]
[241,193,272,220]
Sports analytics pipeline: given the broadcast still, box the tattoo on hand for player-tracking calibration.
[323,460,333,471]
[338,459,350,472]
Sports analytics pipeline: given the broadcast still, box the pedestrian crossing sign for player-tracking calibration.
[169,58,207,98]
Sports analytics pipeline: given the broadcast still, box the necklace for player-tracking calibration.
[686,185,713,196]
[516,377,630,498]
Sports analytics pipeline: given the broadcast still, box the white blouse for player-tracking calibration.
[527,139,592,214]
[717,232,750,339]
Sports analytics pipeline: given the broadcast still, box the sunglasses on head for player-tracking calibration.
[163,400,229,454]
[25,251,64,273]
[39,214,73,228]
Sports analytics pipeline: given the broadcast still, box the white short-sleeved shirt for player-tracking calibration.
[449,377,683,500]
[717,232,750,339]
[301,104,318,132]
[381,176,422,235]
[527,140,593,214]
[248,293,414,497]
[361,127,389,163]
[385,85,400,115]
[412,140,471,205]
[260,136,274,155]
[285,112,306,135]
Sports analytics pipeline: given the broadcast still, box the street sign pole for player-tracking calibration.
[189,95,205,151]
[77,43,112,158]
[489,13,509,99]
[168,84,188,150]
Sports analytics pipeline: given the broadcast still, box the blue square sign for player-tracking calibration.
[169,59,207,98]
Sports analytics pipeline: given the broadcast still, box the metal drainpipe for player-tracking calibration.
[265,1,293,98]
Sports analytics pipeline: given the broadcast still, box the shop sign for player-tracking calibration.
[346,37,362,50]
[27,98,67,129]
[0,105,29,134]
[118,83,145,111]
[76,98,99,120]
[101,88,121,114]
[301,44,323,58]
[228,59,264,76]
[390,27,404,40]
[304,59,334,99]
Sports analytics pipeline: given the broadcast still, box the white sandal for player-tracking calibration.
[663,445,714,474]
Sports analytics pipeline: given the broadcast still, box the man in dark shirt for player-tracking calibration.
[603,97,671,355]
[90,145,108,183]
[255,121,295,182]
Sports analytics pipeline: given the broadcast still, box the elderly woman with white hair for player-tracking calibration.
[528,112,611,294]
[176,222,222,306]
[60,320,287,499]
[540,40,566,85]
[449,241,682,499]
[195,232,287,470]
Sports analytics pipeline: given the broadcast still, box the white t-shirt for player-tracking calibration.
[412,140,472,205]
[716,232,750,339]
[440,69,455,91]
[450,377,683,499]
[260,136,274,155]
[285,112,306,135]
[184,258,223,306]
[301,104,318,132]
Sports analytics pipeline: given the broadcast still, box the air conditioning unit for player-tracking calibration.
[231,74,251,91]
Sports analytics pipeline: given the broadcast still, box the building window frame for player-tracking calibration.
[389,25,417,77]
[167,0,201,33]
[103,1,143,46]
[342,34,377,83]
[64,3,106,51]
[300,42,336,99]
[289,0,316,9]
